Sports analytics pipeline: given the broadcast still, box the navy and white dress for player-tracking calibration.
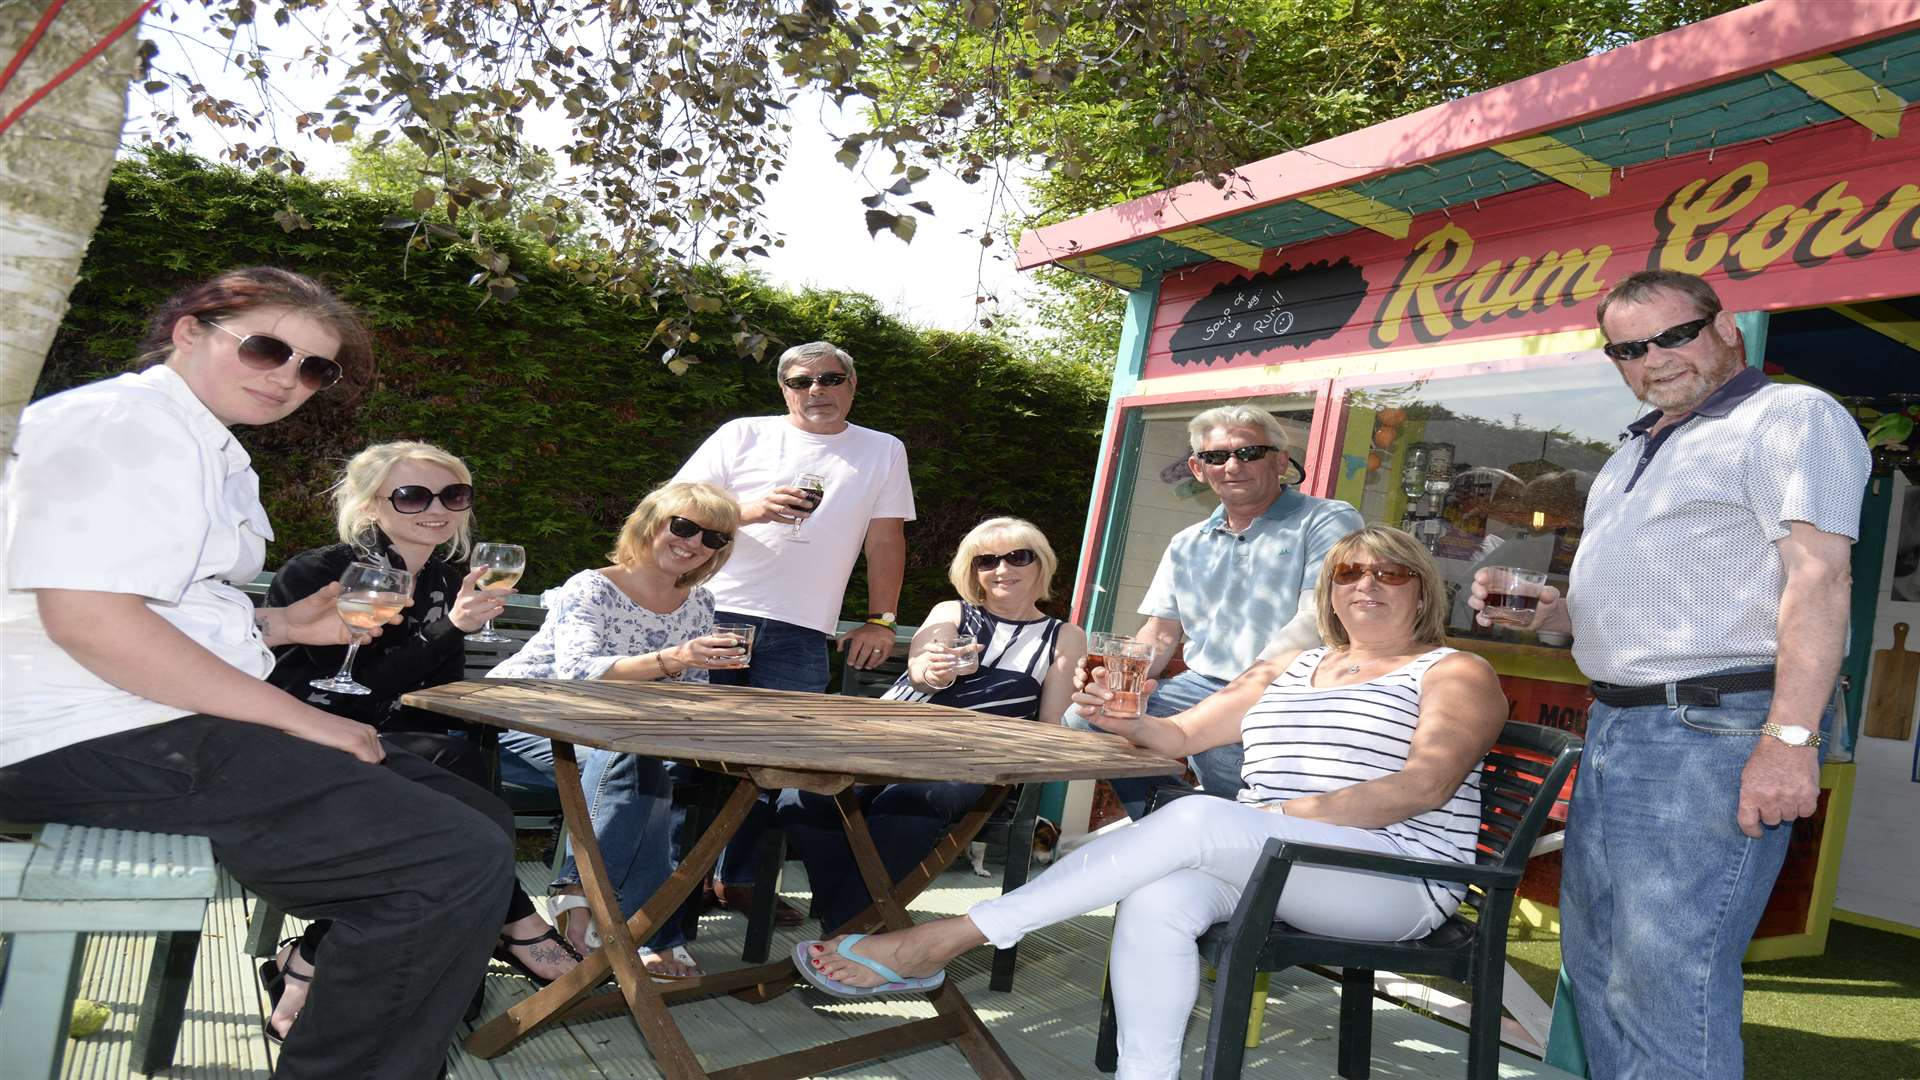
[881,602,1063,721]
[1238,645,1482,918]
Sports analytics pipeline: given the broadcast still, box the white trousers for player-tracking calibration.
[967,796,1450,1080]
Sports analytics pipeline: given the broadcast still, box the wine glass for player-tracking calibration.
[468,542,526,643]
[310,562,414,695]
[788,472,827,542]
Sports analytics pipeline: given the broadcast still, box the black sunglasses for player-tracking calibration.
[387,484,475,514]
[1329,561,1419,586]
[972,548,1038,572]
[1602,316,1714,363]
[668,516,732,550]
[197,317,344,391]
[1193,444,1281,466]
[782,372,850,390]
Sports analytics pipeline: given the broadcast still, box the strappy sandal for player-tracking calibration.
[551,893,702,984]
[257,936,314,1044]
[549,892,602,950]
[491,926,582,986]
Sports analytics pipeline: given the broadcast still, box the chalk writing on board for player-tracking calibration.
[1169,257,1368,367]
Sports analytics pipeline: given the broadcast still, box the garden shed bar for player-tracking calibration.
[1023,0,1920,956]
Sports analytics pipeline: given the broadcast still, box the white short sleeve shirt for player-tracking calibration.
[672,416,915,634]
[1,365,276,767]
[1569,371,1869,685]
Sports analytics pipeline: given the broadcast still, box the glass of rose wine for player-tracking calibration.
[789,472,827,541]
[468,542,526,644]
[310,562,414,695]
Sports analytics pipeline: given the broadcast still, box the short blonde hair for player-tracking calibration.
[332,441,474,559]
[609,481,741,588]
[948,517,1058,606]
[1188,403,1291,454]
[1314,525,1449,648]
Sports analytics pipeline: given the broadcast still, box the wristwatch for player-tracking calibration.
[1760,723,1823,748]
[866,612,897,629]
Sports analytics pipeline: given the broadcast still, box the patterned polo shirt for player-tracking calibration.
[1568,367,1869,686]
[1140,488,1364,681]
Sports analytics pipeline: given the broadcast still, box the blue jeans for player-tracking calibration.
[705,611,831,693]
[1561,683,1828,1080]
[496,732,686,950]
[774,781,989,931]
[1065,669,1244,819]
[705,612,830,882]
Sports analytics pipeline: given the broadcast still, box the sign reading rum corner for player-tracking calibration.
[1141,118,1920,378]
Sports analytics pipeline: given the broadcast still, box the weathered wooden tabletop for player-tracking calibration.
[403,678,1179,785]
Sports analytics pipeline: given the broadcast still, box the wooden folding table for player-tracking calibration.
[402,678,1180,1080]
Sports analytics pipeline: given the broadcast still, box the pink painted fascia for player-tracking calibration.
[1017,0,1920,271]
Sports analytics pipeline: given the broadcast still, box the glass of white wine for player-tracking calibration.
[789,472,827,542]
[468,542,526,643]
[310,561,414,695]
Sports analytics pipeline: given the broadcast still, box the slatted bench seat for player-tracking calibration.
[0,824,217,1079]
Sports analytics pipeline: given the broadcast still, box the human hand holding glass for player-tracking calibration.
[468,543,526,644]
[788,472,827,541]
[310,562,414,696]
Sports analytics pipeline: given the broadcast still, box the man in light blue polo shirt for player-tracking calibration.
[1102,404,1363,817]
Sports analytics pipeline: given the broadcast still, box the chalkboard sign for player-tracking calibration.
[1169,257,1369,367]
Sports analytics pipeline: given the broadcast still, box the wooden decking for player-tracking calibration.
[54,859,1579,1080]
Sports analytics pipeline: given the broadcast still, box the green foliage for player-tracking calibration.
[38,151,1108,620]
[859,0,1752,363]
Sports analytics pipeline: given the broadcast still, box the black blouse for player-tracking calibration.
[266,528,469,732]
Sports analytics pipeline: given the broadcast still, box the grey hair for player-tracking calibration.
[1188,404,1291,454]
[777,341,856,384]
[1595,270,1724,330]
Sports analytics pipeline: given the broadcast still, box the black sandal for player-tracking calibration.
[257,936,314,1045]
[491,926,582,986]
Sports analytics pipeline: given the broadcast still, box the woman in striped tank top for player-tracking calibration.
[795,526,1505,1080]
[777,517,1087,931]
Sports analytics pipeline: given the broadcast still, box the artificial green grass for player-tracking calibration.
[1498,916,1920,1080]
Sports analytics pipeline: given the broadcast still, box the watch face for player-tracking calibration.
[1777,725,1813,745]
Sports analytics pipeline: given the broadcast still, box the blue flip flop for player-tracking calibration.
[791,935,947,999]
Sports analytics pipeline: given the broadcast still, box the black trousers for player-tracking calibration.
[0,715,514,1079]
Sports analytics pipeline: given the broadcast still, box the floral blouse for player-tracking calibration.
[487,569,714,683]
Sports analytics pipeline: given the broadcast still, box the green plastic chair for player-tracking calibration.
[1093,721,1581,1079]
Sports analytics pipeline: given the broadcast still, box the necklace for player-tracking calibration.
[1344,661,1363,674]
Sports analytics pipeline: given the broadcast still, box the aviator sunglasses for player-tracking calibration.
[197,317,344,391]
[1329,562,1419,586]
[1601,316,1714,363]
[386,484,475,514]
[1193,444,1280,466]
[972,548,1038,572]
[781,372,850,391]
[668,516,732,550]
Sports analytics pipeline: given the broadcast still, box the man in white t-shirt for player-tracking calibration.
[673,340,916,691]
[672,340,915,918]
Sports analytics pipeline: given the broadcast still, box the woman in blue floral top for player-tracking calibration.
[493,481,743,979]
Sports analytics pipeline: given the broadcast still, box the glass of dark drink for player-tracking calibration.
[710,623,756,668]
[1482,566,1548,627]
[788,472,827,542]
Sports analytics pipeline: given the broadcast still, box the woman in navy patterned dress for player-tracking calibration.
[491,481,744,979]
[777,516,1089,932]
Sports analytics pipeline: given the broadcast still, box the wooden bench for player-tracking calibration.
[0,824,217,1079]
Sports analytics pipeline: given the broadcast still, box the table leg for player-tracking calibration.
[826,783,1012,938]
[832,785,1023,1080]
[464,745,759,1071]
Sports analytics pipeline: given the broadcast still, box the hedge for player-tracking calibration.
[36,151,1109,623]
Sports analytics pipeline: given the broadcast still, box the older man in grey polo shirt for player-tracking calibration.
[1093,404,1362,818]
[1471,270,1867,1080]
